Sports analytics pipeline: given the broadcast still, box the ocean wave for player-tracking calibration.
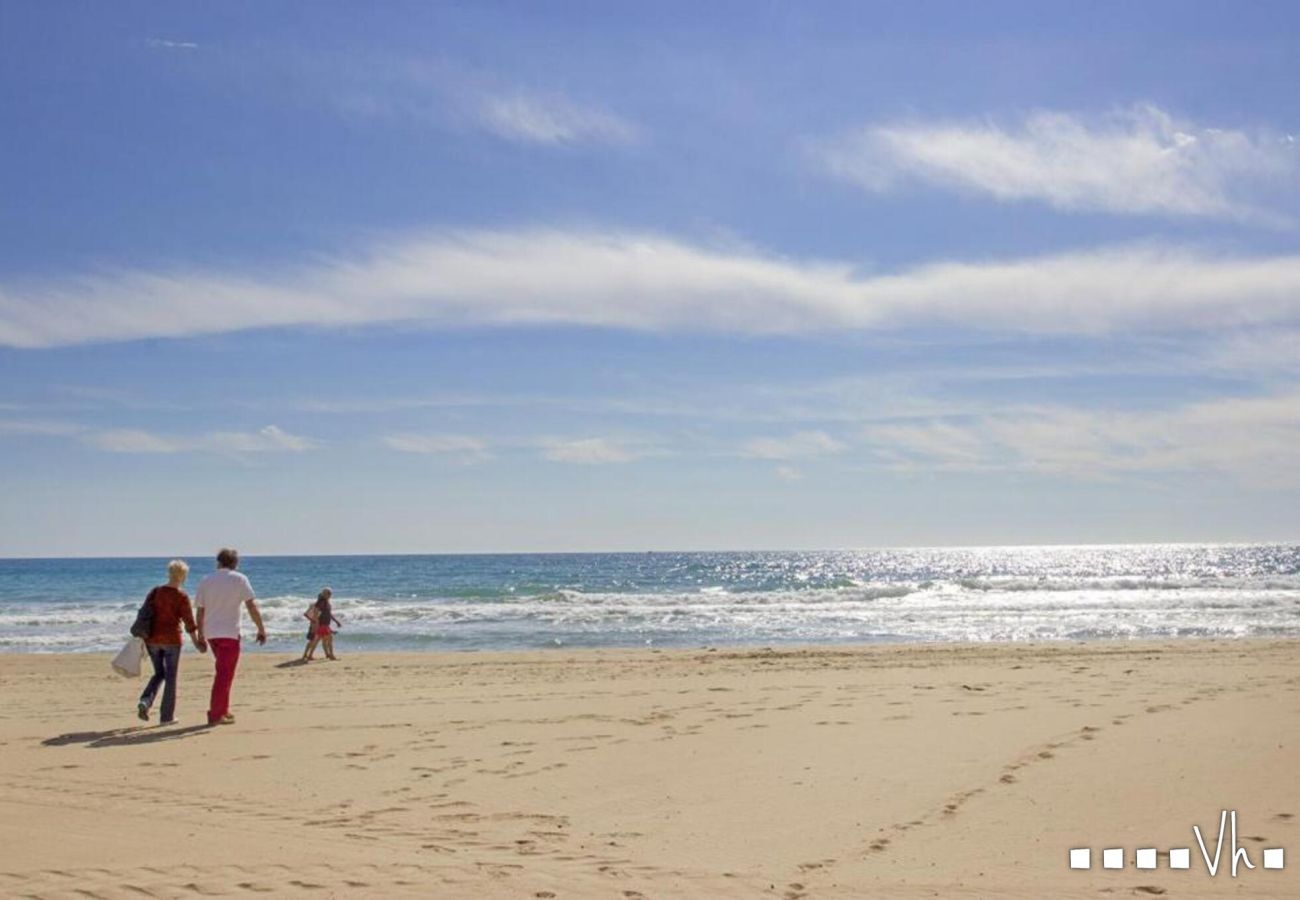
[954,575,1300,593]
[2,545,1299,652]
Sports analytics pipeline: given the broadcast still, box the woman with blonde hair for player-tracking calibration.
[136,559,206,724]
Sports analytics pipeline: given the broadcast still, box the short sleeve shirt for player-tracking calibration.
[195,569,255,640]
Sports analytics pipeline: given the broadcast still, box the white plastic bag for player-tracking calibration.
[111,637,145,678]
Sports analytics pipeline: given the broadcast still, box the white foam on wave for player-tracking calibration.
[3,580,1297,652]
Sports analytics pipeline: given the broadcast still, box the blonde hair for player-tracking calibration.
[167,559,190,583]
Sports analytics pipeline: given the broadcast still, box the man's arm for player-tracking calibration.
[245,599,267,645]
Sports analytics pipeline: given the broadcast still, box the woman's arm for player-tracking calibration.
[181,597,205,651]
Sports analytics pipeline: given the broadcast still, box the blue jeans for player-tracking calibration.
[139,644,182,722]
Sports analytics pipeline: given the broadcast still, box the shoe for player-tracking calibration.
[218,714,235,725]
[137,702,149,722]
[160,719,178,726]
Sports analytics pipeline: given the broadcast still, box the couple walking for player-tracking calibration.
[136,548,266,726]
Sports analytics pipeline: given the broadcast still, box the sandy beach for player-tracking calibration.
[0,639,1296,898]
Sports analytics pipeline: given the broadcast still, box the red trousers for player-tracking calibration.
[207,637,241,724]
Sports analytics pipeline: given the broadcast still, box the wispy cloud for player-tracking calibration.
[815,105,1297,224]
[70,424,316,455]
[1204,329,1300,375]
[0,419,82,437]
[6,229,1300,349]
[381,433,490,463]
[5,229,1300,348]
[85,429,185,454]
[863,390,1300,486]
[208,425,315,453]
[477,93,636,146]
[541,437,642,464]
[302,53,637,147]
[740,430,846,460]
[146,38,199,51]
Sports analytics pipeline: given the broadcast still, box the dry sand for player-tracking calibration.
[0,639,1296,898]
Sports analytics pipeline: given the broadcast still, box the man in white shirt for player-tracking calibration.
[195,548,266,726]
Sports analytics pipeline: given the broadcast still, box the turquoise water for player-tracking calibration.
[1,544,1298,652]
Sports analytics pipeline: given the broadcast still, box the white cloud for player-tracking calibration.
[146,38,199,51]
[381,433,490,463]
[816,105,1296,223]
[208,425,315,453]
[1205,329,1300,374]
[774,465,804,481]
[85,429,184,454]
[478,93,636,146]
[542,437,640,464]
[382,433,486,453]
[741,430,846,460]
[81,425,316,455]
[0,419,82,437]
[863,390,1300,486]
[304,54,638,148]
[5,230,1300,348]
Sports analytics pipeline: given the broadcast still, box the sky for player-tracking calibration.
[2,1,1299,556]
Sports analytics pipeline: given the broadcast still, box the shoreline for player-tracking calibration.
[1,638,1296,897]
[8,632,1300,657]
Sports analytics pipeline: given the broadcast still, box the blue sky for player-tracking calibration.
[2,1,1299,555]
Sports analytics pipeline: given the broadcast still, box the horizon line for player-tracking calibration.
[2,538,1296,562]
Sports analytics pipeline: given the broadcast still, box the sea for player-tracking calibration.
[0,544,1297,653]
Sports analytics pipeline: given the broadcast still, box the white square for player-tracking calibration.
[1263,847,1284,869]
[1169,847,1191,869]
[1069,848,1091,869]
[1103,848,1124,869]
[1135,848,1157,869]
